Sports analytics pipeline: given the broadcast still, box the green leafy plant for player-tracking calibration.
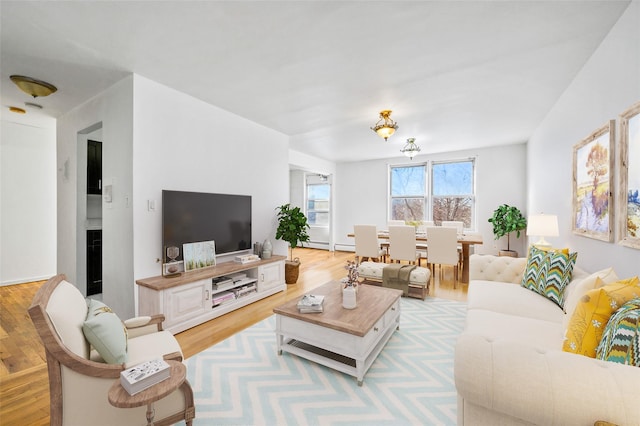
[275,203,310,261]
[488,204,527,251]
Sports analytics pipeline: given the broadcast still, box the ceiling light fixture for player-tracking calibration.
[25,101,43,109]
[400,138,421,159]
[9,106,26,114]
[371,110,398,141]
[10,75,57,98]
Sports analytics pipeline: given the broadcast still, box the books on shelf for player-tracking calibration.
[297,294,325,313]
[234,254,260,264]
[233,283,257,298]
[227,272,248,282]
[212,290,236,306]
[120,358,170,395]
[212,276,234,291]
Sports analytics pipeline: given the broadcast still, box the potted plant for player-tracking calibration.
[275,203,310,284]
[488,204,527,257]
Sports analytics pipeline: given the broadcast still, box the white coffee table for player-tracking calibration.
[273,281,401,386]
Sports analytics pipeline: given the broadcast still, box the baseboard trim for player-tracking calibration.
[1,274,53,286]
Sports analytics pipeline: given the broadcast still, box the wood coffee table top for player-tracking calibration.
[273,281,402,337]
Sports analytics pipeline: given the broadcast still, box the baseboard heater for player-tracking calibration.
[333,244,355,252]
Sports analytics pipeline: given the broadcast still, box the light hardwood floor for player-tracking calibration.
[0,248,468,425]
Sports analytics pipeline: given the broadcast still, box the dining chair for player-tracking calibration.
[380,220,405,261]
[388,225,423,265]
[414,221,433,265]
[441,220,464,234]
[354,224,385,264]
[441,220,464,268]
[416,220,434,235]
[425,226,459,287]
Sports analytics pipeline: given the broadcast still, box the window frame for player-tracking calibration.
[430,158,476,229]
[388,162,428,223]
[388,157,477,230]
[306,182,331,228]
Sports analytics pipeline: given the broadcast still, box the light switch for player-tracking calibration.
[104,185,113,203]
[148,199,156,212]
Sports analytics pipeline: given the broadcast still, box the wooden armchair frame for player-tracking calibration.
[28,274,195,426]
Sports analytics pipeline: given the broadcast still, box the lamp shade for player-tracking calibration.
[527,214,559,247]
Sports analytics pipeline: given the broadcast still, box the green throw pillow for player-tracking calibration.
[521,245,577,308]
[596,298,640,367]
[521,246,548,292]
[82,299,128,364]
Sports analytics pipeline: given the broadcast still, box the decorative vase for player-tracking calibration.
[262,239,272,259]
[342,284,357,309]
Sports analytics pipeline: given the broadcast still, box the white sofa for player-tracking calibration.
[454,254,640,426]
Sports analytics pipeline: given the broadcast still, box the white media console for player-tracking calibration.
[136,255,286,334]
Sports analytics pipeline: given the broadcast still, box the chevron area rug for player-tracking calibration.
[184,297,467,426]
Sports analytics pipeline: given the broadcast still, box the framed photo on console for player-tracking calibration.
[617,101,640,249]
[183,240,216,271]
[572,120,615,242]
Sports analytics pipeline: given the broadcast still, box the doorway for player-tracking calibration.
[76,123,103,297]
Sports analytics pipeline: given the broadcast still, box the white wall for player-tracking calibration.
[289,149,336,175]
[57,74,289,317]
[334,143,528,255]
[1,114,57,285]
[57,77,134,317]
[131,75,290,286]
[528,1,640,278]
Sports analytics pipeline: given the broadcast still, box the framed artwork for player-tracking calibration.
[572,120,615,242]
[183,240,216,271]
[617,101,640,249]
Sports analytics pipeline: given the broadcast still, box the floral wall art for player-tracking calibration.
[618,101,640,249]
[572,120,615,242]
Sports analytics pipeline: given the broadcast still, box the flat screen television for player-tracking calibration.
[162,190,251,261]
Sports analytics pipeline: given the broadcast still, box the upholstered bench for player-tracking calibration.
[357,261,431,299]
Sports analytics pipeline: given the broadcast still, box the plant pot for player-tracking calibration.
[285,258,301,284]
[499,250,518,257]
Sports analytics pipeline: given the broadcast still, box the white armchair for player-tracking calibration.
[28,274,195,426]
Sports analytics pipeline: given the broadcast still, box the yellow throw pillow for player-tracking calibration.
[563,276,640,357]
[526,245,570,256]
[562,268,619,331]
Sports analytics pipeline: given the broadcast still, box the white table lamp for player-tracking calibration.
[526,214,559,248]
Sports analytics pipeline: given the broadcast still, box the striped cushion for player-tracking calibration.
[521,245,577,308]
[596,298,640,366]
[521,246,547,292]
[540,249,578,308]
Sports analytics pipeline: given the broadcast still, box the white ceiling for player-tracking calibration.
[0,1,631,162]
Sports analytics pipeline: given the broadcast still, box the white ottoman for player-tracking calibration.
[357,261,431,300]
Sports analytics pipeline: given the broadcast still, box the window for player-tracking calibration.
[389,159,476,228]
[390,164,426,221]
[431,159,475,228]
[306,183,330,226]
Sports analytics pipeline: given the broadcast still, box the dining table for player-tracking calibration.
[347,230,483,283]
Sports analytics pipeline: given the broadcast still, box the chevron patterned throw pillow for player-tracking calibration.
[596,297,640,366]
[521,245,577,308]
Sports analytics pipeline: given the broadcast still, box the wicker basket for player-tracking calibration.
[285,258,301,284]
